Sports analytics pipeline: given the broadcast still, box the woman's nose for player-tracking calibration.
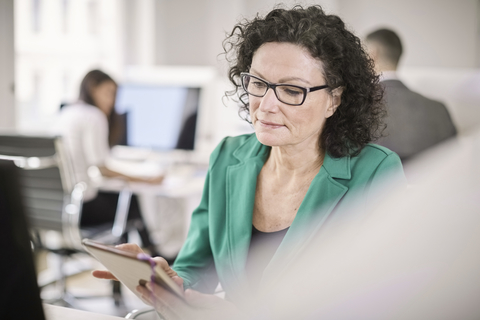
[258,88,281,112]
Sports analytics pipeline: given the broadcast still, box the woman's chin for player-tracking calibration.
[255,131,286,147]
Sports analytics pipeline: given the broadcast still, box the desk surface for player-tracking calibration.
[43,304,124,320]
[99,163,207,198]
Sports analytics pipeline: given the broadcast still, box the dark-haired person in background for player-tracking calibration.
[93,6,406,318]
[365,28,457,163]
[54,69,161,256]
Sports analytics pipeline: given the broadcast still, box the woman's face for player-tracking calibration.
[249,42,340,150]
[91,80,117,115]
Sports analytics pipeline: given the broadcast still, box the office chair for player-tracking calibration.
[0,133,134,307]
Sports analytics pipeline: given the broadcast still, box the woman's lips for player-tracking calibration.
[259,120,284,128]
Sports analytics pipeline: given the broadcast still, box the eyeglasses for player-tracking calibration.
[240,72,329,106]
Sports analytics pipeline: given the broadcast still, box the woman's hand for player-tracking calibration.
[92,243,242,319]
[91,243,179,284]
[137,284,244,320]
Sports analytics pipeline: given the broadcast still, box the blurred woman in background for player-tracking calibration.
[55,69,161,255]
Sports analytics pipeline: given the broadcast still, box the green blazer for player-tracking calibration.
[173,133,405,303]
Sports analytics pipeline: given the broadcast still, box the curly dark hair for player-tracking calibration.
[223,5,385,158]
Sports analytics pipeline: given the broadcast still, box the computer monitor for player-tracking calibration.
[115,83,200,151]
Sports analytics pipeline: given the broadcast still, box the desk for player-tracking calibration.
[98,161,207,258]
[43,304,124,320]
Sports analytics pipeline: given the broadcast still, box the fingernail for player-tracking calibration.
[146,282,152,290]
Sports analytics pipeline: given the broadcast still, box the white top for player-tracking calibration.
[53,102,110,200]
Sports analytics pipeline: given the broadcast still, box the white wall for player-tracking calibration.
[152,0,480,69]
[243,0,340,16]
[338,0,480,68]
[0,0,15,130]
[154,0,340,69]
[154,0,244,69]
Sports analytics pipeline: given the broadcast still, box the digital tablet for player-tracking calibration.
[82,239,184,302]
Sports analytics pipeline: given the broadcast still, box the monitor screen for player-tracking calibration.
[115,84,200,151]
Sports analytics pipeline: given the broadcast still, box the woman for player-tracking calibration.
[56,70,161,255]
[94,5,406,318]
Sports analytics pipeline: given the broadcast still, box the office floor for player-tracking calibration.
[37,249,150,318]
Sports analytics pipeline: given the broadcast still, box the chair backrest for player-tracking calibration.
[0,134,84,250]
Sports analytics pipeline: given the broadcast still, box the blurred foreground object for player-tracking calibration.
[260,128,480,319]
[0,160,46,320]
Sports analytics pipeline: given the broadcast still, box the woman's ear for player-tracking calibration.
[326,87,344,118]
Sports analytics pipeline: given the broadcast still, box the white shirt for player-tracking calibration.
[379,70,399,82]
[53,102,110,200]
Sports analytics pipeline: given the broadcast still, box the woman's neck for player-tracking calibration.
[266,143,324,180]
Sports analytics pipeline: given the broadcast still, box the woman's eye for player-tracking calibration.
[281,86,303,96]
[252,81,267,89]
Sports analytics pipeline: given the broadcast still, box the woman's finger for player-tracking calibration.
[152,256,170,268]
[171,275,184,289]
[91,270,118,281]
[115,243,144,254]
[152,257,180,280]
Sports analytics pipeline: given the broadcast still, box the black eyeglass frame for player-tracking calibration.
[240,72,329,106]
